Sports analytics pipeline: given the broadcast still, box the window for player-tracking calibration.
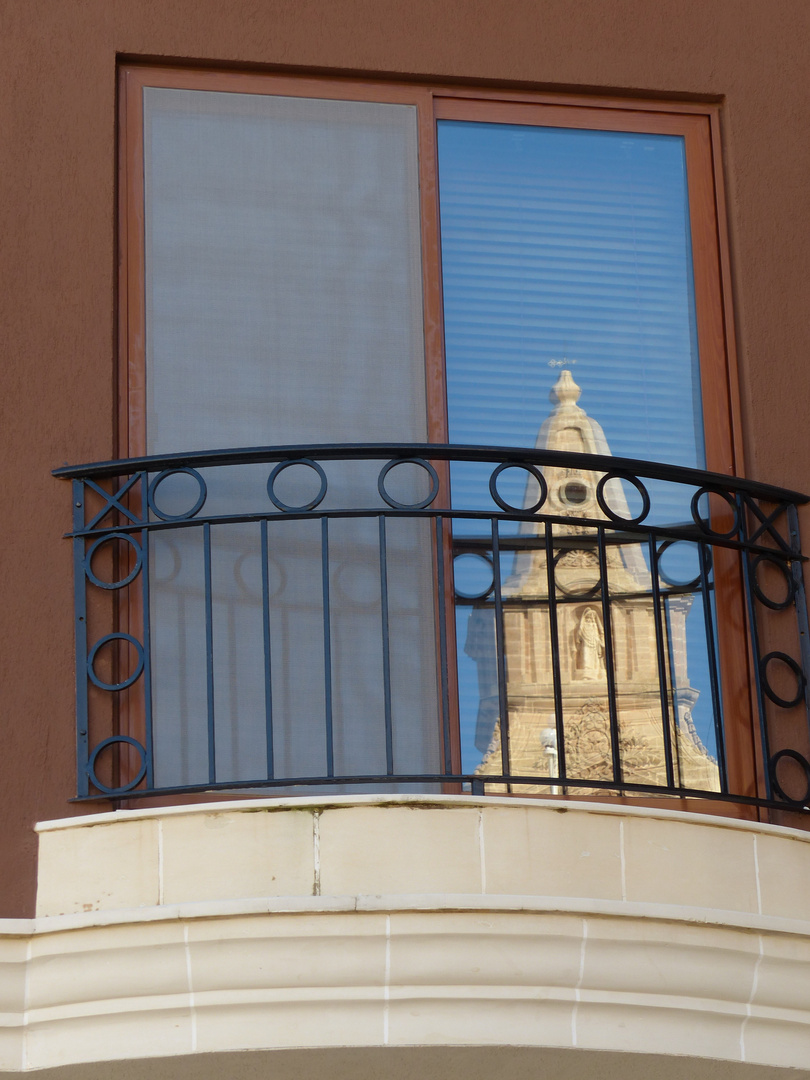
[112,65,751,802]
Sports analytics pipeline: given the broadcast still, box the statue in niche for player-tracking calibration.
[575,607,605,680]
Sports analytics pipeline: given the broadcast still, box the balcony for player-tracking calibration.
[3,439,809,1076]
[56,441,810,815]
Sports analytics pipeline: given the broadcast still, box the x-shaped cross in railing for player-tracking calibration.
[742,494,796,555]
[83,473,146,531]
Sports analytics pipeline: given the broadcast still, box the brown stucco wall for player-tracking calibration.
[1,0,808,915]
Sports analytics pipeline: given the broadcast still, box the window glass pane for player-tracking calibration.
[439,120,719,787]
[145,87,428,452]
[142,88,439,788]
[439,120,703,517]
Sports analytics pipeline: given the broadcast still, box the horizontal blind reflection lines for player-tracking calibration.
[442,256,689,282]
[143,87,428,457]
[445,342,692,366]
[445,379,693,401]
[441,187,679,211]
[440,211,686,241]
[443,310,692,337]
[443,222,684,245]
[441,248,690,290]
[438,116,701,479]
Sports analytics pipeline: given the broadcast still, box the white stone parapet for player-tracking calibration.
[0,797,809,1076]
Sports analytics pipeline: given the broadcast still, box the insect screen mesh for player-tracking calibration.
[143,87,440,788]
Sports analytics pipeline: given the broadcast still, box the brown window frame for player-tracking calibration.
[118,64,757,816]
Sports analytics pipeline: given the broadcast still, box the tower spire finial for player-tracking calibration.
[550,369,581,408]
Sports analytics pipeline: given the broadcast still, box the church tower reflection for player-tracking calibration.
[465,370,720,795]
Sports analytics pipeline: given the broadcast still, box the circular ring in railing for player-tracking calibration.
[87,633,145,692]
[690,486,739,540]
[751,553,796,612]
[148,467,207,522]
[84,533,143,590]
[453,551,495,601]
[377,457,439,510]
[595,472,650,525]
[769,748,810,807]
[267,458,328,513]
[656,539,701,590]
[87,736,147,795]
[760,651,806,709]
[488,462,548,514]
[552,548,602,598]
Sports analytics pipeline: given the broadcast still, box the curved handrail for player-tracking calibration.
[54,442,809,506]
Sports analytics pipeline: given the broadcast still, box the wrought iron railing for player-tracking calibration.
[56,444,810,811]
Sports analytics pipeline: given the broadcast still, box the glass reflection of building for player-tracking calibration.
[466,370,720,794]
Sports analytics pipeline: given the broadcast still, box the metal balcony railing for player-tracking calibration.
[56,444,810,811]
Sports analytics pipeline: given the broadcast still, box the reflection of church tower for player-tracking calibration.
[467,370,719,794]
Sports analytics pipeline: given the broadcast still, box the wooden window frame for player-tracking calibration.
[118,64,756,815]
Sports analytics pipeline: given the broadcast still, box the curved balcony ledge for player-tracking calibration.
[0,799,808,1075]
[30,795,810,921]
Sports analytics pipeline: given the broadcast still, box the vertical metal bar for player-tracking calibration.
[596,526,622,785]
[736,495,770,798]
[491,519,510,780]
[787,504,810,734]
[321,516,334,778]
[140,516,154,790]
[379,516,394,776]
[648,533,676,789]
[699,539,730,795]
[260,519,274,780]
[544,522,567,790]
[73,479,90,798]
[434,515,453,776]
[203,522,216,785]
[662,594,686,788]
[787,502,804,560]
